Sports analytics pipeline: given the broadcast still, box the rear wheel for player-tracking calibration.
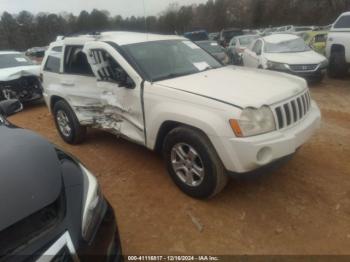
[328,51,348,78]
[163,126,228,199]
[53,100,86,144]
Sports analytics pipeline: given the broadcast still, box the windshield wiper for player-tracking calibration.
[154,71,196,82]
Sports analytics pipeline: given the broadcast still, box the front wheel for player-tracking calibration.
[163,126,228,199]
[328,52,348,78]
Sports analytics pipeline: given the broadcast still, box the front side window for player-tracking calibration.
[121,40,222,82]
[334,15,350,28]
[89,49,134,88]
[264,38,310,53]
[44,56,61,73]
[0,54,34,69]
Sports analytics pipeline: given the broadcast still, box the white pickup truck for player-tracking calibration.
[326,12,350,77]
[41,32,321,199]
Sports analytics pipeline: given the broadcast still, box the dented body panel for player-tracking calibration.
[0,56,42,102]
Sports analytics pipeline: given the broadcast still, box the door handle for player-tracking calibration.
[102,91,113,96]
[61,81,75,87]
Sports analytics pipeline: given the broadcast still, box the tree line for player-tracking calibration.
[0,0,349,51]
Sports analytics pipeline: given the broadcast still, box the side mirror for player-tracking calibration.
[0,99,23,117]
[116,68,135,89]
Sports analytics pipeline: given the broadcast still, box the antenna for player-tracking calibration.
[143,0,148,40]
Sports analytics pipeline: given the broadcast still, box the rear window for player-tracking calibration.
[0,54,34,69]
[44,56,61,73]
[334,15,350,28]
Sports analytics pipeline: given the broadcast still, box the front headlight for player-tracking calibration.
[266,60,289,71]
[230,106,276,137]
[80,164,107,242]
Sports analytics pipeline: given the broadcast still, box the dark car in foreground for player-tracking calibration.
[196,40,230,64]
[0,100,122,262]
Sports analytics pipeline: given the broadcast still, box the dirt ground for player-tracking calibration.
[9,77,350,255]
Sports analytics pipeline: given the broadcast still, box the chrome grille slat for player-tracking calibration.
[289,64,318,71]
[274,91,312,130]
[288,102,294,123]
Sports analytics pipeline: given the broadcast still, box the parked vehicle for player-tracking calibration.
[326,12,350,77]
[0,99,122,261]
[208,32,219,41]
[242,34,328,82]
[25,46,48,64]
[227,35,259,65]
[196,40,230,64]
[41,32,321,199]
[184,30,209,41]
[298,31,328,55]
[0,51,43,102]
[219,28,243,47]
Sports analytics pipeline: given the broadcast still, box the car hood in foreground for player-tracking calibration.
[0,65,40,82]
[156,66,307,108]
[0,125,62,231]
[264,50,326,65]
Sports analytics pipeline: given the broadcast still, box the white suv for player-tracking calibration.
[41,32,321,198]
[326,12,350,77]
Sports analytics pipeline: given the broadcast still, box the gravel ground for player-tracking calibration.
[9,76,350,255]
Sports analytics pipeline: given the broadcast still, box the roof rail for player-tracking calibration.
[61,31,102,40]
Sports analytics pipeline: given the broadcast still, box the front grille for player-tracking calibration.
[274,91,311,130]
[289,64,318,72]
[0,192,65,258]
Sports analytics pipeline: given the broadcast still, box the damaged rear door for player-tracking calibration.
[83,41,146,145]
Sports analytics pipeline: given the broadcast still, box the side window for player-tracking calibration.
[252,40,262,55]
[44,56,61,73]
[64,46,94,76]
[89,49,135,88]
[334,15,350,29]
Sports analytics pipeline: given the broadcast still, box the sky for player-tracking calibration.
[0,0,208,17]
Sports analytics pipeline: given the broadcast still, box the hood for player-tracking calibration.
[0,125,62,231]
[264,50,326,65]
[0,65,40,82]
[156,66,307,108]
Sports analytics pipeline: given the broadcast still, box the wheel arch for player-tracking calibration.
[330,44,345,54]
[153,120,221,157]
[50,95,65,113]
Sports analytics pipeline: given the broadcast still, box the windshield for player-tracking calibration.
[0,54,34,69]
[264,38,311,53]
[238,36,259,47]
[196,42,224,54]
[184,32,209,41]
[121,40,222,82]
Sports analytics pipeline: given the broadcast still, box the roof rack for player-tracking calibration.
[61,31,102,40]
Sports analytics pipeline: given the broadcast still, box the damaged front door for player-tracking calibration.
[83,42,145,145]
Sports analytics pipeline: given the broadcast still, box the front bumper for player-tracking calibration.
[217,102,321,173]
[273,67,327,82]
[10,202,123,262]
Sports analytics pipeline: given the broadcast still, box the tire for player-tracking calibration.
[328,51,348,78]
[53,100,87,144]
[163,126,228,199]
